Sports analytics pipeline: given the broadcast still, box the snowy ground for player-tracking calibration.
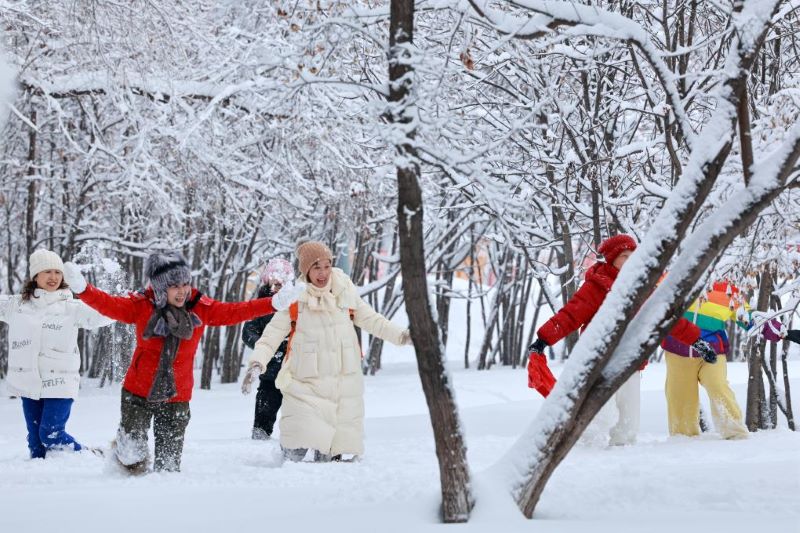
[0,356,798,533]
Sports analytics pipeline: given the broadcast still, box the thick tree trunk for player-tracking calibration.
[737,83,754,185]
[436,266,455,349]
[0,323,7,378]
[477,246,510,369]
[221,324,242,384]
[768,335,778,428]
[781,339,795,430]
[746,268,772,430]
[477,297,501,370]
[552,204,578,355]
[25,109,37,265]
[388,0,472,522]
[200,325,220,390]
[464,233,474,369]
[220,267,250,383]
[512,261,532,368]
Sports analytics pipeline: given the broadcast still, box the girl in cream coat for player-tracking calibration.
[2,250,111,458]
[242,241,411,461]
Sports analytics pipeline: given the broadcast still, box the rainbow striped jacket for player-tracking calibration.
[662,281,781,357]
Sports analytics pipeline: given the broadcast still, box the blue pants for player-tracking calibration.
[21,397,82,458]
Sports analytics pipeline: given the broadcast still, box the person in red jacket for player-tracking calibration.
[526,234,715,445]
[62,252,302,473]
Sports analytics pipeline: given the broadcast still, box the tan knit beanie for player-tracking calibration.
[296,241,333,277]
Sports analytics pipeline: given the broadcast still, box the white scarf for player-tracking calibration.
[305,276,339,313]
[29,288,72,308]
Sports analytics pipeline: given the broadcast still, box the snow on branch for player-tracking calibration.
[465,0,798,203]
[484,0,791,516]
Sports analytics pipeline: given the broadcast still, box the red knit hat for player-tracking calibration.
[598,234,637,265]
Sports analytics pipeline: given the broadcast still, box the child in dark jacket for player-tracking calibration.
[241,258,293,439]
[526,234,712,445]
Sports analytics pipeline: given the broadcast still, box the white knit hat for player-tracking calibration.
[29,249,65,279]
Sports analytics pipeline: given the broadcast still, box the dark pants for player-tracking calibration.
[21,397,82,458]
[117,389,190,472]
[253,359,283,437]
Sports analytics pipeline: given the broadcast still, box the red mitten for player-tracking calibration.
[638,360,648,371]
[527,353,556,397]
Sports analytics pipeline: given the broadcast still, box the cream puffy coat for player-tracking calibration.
[250,268,405,456]
[1,289,112,399]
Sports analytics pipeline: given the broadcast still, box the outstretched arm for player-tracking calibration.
[78,284,143,325]
[200,297,274,327]
[353,297,405,346]
[64,262,140,325]
[536,282,605,346]
[202,283,305,327]
[73,301,115,330]
[735,307,785,342]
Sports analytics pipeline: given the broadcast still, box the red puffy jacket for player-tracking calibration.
[537,263,700,365]
[79,284,273,402]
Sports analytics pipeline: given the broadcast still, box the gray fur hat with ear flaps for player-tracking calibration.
[145,251,193,308]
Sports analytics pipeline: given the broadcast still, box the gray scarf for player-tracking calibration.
[142,305,201,402]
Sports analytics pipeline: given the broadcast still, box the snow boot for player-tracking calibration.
[332,454,360,463]
[119,458,149,475]
[251,427,271,440]
[110,439,149,475]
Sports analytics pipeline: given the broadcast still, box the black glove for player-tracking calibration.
[528,338,548,355]
[786,330,800,345]
[692,339,717,364]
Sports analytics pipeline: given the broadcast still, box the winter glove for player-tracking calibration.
[691,339,717,364]
[527,338,556,397]
[62,262,88,294]
[241,361,265,395]
[271,282,306,312]
[785,330,800,345]
[529,337,548,354]
[399,329,413,346]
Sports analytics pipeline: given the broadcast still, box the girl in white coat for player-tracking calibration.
[242,241,412,462]
[1,250,111,458]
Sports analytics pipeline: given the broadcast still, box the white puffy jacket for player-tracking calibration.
[250,268,405,456]
[1,288,112,399]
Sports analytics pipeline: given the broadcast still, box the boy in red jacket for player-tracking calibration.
[63,252,301,472]
[527,235,715,445]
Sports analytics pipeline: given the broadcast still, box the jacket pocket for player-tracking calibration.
[341,341,360,375]
[291,343,318,379]
[130,349,146,372]
[39,348,80,374]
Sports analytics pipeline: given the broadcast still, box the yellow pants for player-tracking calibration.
[664,351,748,439]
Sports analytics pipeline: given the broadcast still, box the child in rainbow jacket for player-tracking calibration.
[662,281,797,439]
